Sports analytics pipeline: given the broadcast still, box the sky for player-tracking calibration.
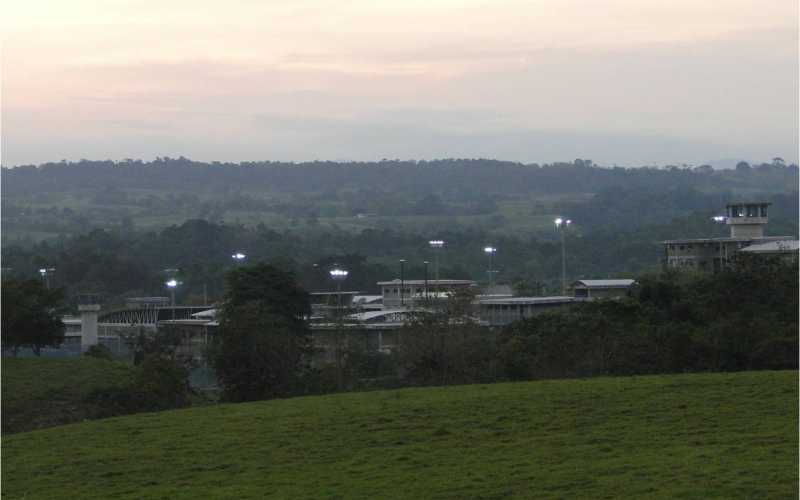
[2,0,798,167]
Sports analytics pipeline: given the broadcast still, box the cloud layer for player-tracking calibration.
[2,0,797,166]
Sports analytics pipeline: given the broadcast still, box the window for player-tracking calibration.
[761,205,768,217]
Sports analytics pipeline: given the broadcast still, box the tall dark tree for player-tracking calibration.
[210,263,311,402]
[1,279,66,355]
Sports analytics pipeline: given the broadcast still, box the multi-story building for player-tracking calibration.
[663,202,794,271]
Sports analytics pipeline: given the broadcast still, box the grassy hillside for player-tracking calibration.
[3,371,797,499]
[2,357,135,434]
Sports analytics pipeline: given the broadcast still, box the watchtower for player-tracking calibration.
[77,293,102,351]
[726,202,769,238]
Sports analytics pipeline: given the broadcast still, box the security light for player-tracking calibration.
[329,268,349,280]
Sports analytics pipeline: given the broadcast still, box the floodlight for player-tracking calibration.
[329,268,349,280]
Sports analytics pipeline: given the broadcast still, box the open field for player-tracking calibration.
[3,370,797,499]
[2,357,135,434]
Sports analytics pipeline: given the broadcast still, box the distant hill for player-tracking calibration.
[3,370,797,499]
[2,157,797,196]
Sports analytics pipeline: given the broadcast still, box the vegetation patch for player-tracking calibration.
[2,357,135,434]
[3,371,797,499]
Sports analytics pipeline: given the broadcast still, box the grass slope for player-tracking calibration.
[3,371,797,499]
[2,357,135,434]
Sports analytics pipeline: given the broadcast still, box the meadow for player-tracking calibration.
[3,370,796,499]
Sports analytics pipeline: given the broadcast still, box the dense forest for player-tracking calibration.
[2,158,797,307]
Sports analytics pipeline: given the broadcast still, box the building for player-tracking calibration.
[663,202,794,271]
[739,240,799,262]
[573,279,635,300]
[479,296,574,326]
[378,279,476,307]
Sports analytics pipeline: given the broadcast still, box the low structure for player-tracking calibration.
[479,296,574,326]
[739,240,799,262]
[378,279,476,307]
[573,279,635,300]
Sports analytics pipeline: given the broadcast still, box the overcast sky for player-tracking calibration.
[2,0,797,167]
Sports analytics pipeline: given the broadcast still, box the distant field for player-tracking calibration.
[1,192,581,242]
[3,371,796,499]
[2,357,135,434]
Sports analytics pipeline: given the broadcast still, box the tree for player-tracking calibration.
[210,263,312,402]
[397,288,495,386]
[1,279,65,355]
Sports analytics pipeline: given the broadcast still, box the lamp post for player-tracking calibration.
[554,217,572,295]
[328,266,349,390]
[38,267,56,289]
[711,216,727,270]
[428,239,444,302]
[484,246,497,289]
[399,259,406,307]
[165,279,179,320]
[423,261,430,303]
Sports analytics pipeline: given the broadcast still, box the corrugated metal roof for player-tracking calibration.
[663,236,792,244]
[191,308,217,318]
[479,296,574,305]
[740,240,799,253]
[353,295,383,304]
[377,279,475,286]
[573,279,635,288]
[345,309,422,322]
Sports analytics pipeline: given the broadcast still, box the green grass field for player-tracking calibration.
[2,370,796,499]
[2,357,135,434]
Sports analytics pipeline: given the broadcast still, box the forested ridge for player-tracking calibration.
[2,158,796,306]
[4,157,797,195]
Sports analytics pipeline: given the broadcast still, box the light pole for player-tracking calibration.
[424,261,430,303]
[38,267,56,289]
[711,215,726,270]
[165,279,179,320]
[399,259,406,307]
[428,240,444,302]
[484,246,497,289]
[554,217,572,295]
[329,266,349,390]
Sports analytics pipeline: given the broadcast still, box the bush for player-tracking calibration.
[84,354,191,417]
[84,344,114,361]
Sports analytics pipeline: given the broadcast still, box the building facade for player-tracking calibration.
[663,202,794,271]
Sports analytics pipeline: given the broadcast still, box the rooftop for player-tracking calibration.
[479,296,574,305]
[740,240,799,253]
[573,279,636,288]
[377,279,475,286]
[662,236,793,244]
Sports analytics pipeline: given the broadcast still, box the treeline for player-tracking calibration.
[4,157,797,197]
[328,255,799,392]
[3,201,798,308]
[206,254,798,403]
